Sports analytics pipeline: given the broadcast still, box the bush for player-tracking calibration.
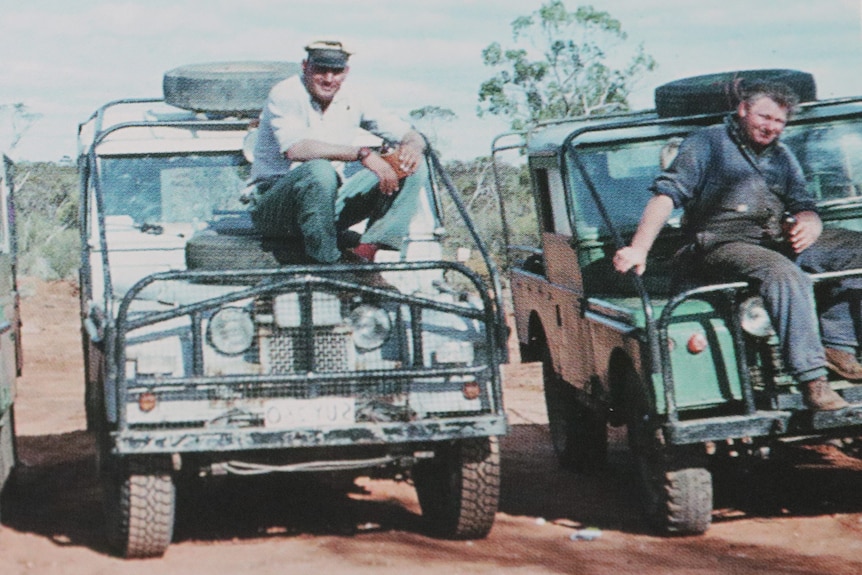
[11,161,80,281]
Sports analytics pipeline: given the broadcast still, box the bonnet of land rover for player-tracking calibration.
[79,62,507,558]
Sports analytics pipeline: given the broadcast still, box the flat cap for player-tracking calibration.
[305,40,351,69]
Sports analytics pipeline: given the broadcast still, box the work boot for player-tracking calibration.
[800,376,849,411]
[337,249,394,290]
[824,347,862,381]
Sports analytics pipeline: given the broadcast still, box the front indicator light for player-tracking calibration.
[138,392,157,412]
[207,306,255,356]
[462,381,481,400]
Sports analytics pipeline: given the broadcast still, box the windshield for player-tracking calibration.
[567,138,680,239]
[99,153,250,224]
[566,117,862,239]
[782,118,862,205]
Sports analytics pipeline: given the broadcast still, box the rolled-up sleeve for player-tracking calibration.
[650,132,712,209]
[266,82,311,154]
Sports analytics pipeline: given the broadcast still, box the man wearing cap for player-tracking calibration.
[248,40,428,266]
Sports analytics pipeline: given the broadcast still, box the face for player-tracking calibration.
[737,96,789,148]
[302,61,349,106]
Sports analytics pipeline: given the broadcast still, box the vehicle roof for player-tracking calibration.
[77,99,250,157]
[522,97,862,157]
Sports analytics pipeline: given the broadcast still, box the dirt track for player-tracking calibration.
[3,278,862,574]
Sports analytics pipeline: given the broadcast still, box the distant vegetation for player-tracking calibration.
[12,161,80,281]
[10,158,533,283]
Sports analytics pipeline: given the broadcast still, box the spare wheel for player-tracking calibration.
[654,69,816,118]
[163,61,300,116]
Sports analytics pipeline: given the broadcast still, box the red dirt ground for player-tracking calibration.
[2,278,862,574]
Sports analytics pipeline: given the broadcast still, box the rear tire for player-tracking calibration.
[413,437,500,539]
[103,457,176,558]
[0,406,17,524]
[541,347,607,472]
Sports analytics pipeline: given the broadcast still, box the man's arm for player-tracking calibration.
[285,140,359,162]
[286,139,403,194]
[612,194,675,275]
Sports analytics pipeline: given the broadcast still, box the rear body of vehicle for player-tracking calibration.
[79,62,507,557]
[494,70,862,534]
[0,155,21,522]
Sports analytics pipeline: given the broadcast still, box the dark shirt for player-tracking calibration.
[652,116,816,248]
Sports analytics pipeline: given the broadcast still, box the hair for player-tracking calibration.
[739,80,800,113]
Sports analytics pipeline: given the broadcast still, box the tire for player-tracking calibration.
[541,347,607,472]
[163,61,301,116]
[654,69,816,118]
[626,381,712,535]
[185,231,283,270]
[413,437,501,540]
[0,407,17,524]
[103,457,176,558]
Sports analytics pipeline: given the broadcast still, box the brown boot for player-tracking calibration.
[337,250,395,291]
[824,347,862,381]
[800,376,849,411]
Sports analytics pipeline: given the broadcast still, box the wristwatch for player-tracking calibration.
[357,147,372,162]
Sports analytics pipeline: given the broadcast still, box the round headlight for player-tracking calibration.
[207,307,255,355]
[348,305,391,351]
[739,296,775,338]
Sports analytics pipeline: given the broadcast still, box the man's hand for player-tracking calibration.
[392,140,424,176]
[613,245,649,276]
[362,153,401,195]
[786,210,822,253]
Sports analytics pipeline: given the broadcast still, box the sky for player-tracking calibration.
[0,0,861,162]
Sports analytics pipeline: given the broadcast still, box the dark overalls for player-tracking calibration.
[656,117,862,383]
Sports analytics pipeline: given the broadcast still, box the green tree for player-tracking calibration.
[441,157,536,275]
[12,161,80,280]
[409,106,457,153]
[478,1,656,129]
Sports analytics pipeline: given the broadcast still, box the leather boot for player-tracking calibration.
[824,347,862,381]
[337,249,394,290]
[800,376,849,411]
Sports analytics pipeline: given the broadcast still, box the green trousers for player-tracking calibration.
[250,159,430,264]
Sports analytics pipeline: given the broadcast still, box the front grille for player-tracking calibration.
[265,326,353,373]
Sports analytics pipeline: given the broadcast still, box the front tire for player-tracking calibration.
[627,381,712,535]
[103,457,176,558]
[413,437,500,540]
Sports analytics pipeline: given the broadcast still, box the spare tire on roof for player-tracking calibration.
[654,69,816,118]
[163,61,301,116]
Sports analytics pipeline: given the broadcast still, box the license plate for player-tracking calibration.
[263,397,355,429]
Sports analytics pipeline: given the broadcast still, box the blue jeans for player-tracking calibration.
[699,228,862,382]
[250,160,431,264]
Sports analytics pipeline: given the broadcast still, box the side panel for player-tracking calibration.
[0,155,17,489]
[511,233,597,395]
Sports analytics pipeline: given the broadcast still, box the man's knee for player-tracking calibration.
[760,260,813,292]
[296,159,339,192]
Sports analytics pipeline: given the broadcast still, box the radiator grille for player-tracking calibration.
[267,326,353,373]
